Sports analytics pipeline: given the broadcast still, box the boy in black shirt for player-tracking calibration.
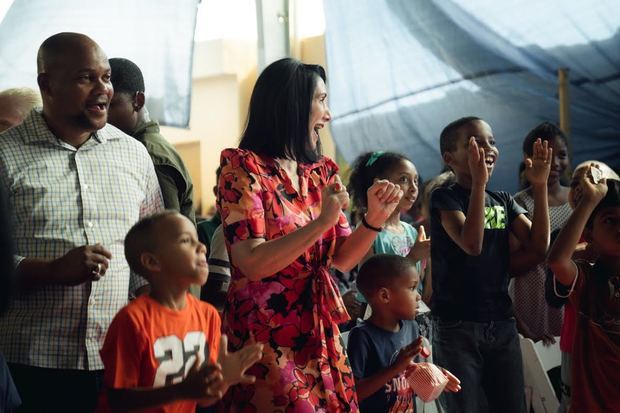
[430,117,551,413]
[348,254,460,412]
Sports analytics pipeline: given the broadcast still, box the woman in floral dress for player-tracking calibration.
[217,58,403,412]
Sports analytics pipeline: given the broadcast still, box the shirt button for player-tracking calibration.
[84,184,89,190]
[87,221,94,228]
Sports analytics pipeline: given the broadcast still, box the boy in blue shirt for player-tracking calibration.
[348,254,460,412]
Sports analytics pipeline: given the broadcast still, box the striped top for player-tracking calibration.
[0,109,163,370]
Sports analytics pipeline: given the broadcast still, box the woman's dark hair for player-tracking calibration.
[348,151,409,210]
[239,58,326,163]
[522,122,568,156]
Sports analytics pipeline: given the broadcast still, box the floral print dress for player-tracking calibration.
[217,148,359,413]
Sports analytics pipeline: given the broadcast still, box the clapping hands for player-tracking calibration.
[318,175,350,228]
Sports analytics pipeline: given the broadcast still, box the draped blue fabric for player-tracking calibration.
[324,0,620,191]
[0,0,199,128]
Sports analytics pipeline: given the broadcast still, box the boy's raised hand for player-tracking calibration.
[524,138,552,186]
[218,334,264,387]
[392,336,423,372]
[467,137,488,187]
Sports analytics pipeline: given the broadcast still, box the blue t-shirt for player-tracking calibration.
[373,221,422,292]
[348,319,420,413]
[430,183,526,321]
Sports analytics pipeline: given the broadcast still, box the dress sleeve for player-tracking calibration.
[217,149,266,245]
[100,308,146,389]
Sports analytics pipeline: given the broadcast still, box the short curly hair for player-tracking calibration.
[124,210,178,277]
[109,57,145,95]
[357,254,418,300]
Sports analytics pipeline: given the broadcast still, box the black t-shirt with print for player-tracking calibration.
[348,319,420,413]
[430,183,526,321]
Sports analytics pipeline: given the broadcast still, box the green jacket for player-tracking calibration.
[133,121,195,224]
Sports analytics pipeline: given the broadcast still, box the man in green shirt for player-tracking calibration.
[108,58,195,224]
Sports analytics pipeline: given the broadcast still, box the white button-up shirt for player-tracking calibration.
[0,109,164,370]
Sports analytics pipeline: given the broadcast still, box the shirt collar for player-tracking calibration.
[21,108,122,146]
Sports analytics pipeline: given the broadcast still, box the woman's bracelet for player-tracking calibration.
[361,215,382,232]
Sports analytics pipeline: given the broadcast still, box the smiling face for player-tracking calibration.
[40,40,113,134]
[546,136,570,186]
[443,119,499,180]
[384,159,419,212]
[307,76,331,152]
[150,213,209,286]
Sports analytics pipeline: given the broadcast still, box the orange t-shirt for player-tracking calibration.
[97,293,221,413]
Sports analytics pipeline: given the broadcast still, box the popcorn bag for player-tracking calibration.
[405,362,448,402]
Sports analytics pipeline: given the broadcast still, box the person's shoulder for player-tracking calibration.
[139,124,185,166]
[317,155,338,172]
[101,124,150,153]
[513,188,531,201]
[0,109,46,149]
[304,155,339,184]
[110,294,154,329]
[100,122,133,142]
[189,293,217,311]
[430,182,463,208]
[141,130,175,154]
[188,294,220,321]
[349,320,377,340]
[0,126,23,152]
[400,220,417,234]
[220,148,268,174]
[485,188,515,204]
[431,182,459,197]
[485,187,512,198]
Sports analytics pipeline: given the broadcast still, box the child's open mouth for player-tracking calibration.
[485,155,496,167]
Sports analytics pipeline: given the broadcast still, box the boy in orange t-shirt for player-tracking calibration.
[97,211,263,412]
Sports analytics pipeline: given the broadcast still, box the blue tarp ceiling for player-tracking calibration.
[324,0,620,191]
